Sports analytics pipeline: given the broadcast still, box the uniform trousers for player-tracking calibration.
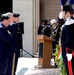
[6,55,13,75]
[0,58,8,75]
[62,46,69,75]
[39,43,43,58]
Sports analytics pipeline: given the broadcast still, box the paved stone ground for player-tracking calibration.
[25,68,60,75]
[16,58,60,75]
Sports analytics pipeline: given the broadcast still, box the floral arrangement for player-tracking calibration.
[53,44,66,75]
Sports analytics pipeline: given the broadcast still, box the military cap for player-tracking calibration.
[13,13,20,17]
[5,12,13,17]
[0,14,10,21]
[50,19,57,25]
[41,19,48,22]
[63,5,74,12]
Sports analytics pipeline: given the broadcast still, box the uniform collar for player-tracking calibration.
[64,17,74,25]
[10,22,15,25]
[66,17,71,21]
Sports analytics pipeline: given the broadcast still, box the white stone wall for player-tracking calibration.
[13,0,33,56]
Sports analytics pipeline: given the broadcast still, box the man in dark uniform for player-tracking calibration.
[61,5,74,75]
[50,19,61,55]
[13,13,23,74]
[50,19,61,67]
[5,12,17,75]
[0,14,13,75]
[38,19,51,58]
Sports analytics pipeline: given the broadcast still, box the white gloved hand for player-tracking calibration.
[50,58,55,66]
[66,53,72,61]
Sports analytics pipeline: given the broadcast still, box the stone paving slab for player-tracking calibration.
[25,68,60,75]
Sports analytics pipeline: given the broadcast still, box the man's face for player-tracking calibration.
[3,18,10,27]
[9,14,14,23]
[65,12,71,19]
[13,17,19,22]
[42,22,45,25]
[6,18,10,25]
[42,22,46,25]
[52,23,57,28]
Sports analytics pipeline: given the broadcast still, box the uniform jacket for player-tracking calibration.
[13,22,22,49]
[38,25,51,37]
[61,17,74,51]
[7,23,17,53]
[50,25,61,45]
[0,23,13,59]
